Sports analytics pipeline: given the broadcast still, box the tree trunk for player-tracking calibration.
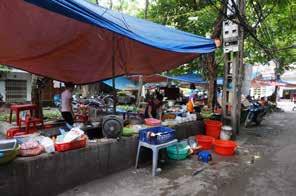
[205,53,216,110]
[31,75,43,119]
[205,5,224,110]
[144,0,149,19]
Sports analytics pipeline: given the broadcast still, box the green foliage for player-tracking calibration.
[87,0,295,75]
[86,0,140,14]
[42,108,62,120]
[0,108,61,122]
[0,65,10,72]
[148,1,217,36]
[144,0,295,75]
[244,0,296,70]
[146,0,220,76]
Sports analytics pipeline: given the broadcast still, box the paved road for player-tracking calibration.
[220,111,296,196]
[59,111,296,196]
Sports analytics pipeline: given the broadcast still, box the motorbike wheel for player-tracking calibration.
[256,113,265,126]
[244,113,252,128]
[256,119,262,125]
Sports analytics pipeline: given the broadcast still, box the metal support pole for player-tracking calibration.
[136,75,143,107]
[112,33,117,114]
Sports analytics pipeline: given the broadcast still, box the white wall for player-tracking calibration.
[26,76,32,101]
[0,81,5,101]
[278,87,296,98]
[250,86,275,99]
[242,64,252,96]
[0,71,32,102]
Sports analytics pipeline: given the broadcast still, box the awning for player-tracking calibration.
[0,0,216,84]
[166,73,207,84]
[102,76,138,90]
[128,75,168,83]
[251,79,296,88]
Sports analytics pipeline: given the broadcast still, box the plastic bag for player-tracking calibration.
[19,142,44,157]
[39,137,55,153]
[20,141,39,150]
[62,128,84,143]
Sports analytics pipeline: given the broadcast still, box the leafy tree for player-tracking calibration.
[143,0,295,108]
[86,0,295,108]
[145,0,223,108]
[243,0,296,72]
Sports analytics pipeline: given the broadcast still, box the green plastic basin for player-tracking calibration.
[167,142,189,160]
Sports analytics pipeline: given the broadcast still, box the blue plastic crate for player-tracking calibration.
[139,126,175,145]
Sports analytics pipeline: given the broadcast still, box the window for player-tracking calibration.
[5,80,27,103]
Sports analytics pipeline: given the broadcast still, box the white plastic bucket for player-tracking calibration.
[220,125,232,140]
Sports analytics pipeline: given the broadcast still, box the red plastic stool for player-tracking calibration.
[6,127,21,139]
[74,114,88,123]
[21,116,43,134]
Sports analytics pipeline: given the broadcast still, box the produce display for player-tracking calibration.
[117,105,139,113]
[200,108,213,119]
[122,127,136,137]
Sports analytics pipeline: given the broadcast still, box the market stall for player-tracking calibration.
[0,120,203,196]
[0,0,216,84]
[0,0,224,194]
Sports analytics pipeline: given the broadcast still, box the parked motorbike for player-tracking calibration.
[53,93,115,113]
[0,93,3,106]
[244,101,267,127]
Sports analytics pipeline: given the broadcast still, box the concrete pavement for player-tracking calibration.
[219,111,296,196]
[59,109,296,196]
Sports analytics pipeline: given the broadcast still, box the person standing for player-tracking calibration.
[61,83,74,126]
[144,93,163,120]
[187,93,197,113]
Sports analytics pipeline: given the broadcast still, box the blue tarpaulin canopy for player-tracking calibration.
[0,0,216,84]
[167,73,207,84]
[103,76,138,90]
[26,0,215,54]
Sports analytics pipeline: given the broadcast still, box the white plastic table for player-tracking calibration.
[135,139,178,176]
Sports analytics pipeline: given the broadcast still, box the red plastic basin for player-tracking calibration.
[204,120,222,139]
[196,135,215,150]
[214,140,237,156]
[55,137,87,152]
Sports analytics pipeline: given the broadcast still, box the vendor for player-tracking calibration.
[144,93,163,120]
[186,93,197,113]
[186,94,195,113]
[61,82,74,126]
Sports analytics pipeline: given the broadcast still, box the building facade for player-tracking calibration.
[0,69,32,103]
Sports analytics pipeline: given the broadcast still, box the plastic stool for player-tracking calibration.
[197,151,212,163]
[135,139,178,176]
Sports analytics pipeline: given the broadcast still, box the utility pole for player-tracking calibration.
[222,0,245,137]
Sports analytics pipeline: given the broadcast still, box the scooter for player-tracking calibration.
[0,93,4,106]
[244,101,266,127]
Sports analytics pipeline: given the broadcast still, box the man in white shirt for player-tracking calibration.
[61,83,74,126]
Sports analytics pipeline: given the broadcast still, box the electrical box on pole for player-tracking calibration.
[222,0,245,137]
